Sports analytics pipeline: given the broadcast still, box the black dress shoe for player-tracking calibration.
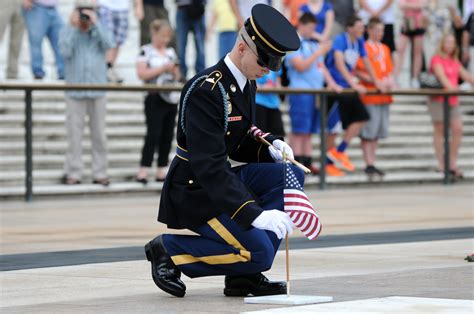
[145,235,186,297]
[224,273,286,297]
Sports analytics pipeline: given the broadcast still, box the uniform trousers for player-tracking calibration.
[162,163,304,278]
[64,96,108,180]
[0,0,24,79]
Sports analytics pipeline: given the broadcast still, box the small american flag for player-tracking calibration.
[284,163,322,240]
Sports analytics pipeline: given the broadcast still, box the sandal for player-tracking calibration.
[135,176,148,184]
[61,175,81,185]
[449,169,464,179]
[92,178,110,186]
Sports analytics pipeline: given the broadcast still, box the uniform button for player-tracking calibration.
[188,180,194,184]
[226,131,231,135]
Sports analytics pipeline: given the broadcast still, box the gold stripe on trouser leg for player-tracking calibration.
[170,218,251,266]
[171,253,249,266]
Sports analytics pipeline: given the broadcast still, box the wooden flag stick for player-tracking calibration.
[258,137,311,174]
[285,233,290,297]
[282,147,291,297]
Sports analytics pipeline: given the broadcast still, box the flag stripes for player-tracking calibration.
[283,163,322,240]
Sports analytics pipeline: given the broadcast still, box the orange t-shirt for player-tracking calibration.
[355,41,393,105]
[283,0,309,26]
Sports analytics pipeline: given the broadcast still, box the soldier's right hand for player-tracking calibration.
[251,210,294,239]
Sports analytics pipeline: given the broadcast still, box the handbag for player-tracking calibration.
[419,72,442,89]
[157,72,181,104]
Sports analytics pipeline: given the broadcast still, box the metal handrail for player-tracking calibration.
[1,82,473,201]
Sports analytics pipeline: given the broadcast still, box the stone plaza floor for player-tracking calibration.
[1,184,473,313]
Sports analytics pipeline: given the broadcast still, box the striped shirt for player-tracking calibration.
[59,24,114,99]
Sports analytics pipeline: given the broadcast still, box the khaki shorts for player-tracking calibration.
[360,104,390,140]
[427,101,461,122]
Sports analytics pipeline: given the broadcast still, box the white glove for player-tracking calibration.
[251,210,294,239]
[269,140,294,163]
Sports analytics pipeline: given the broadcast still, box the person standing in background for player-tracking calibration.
[0,0,24,80]
[394,0,429,88]
[358,0,396,54]
[135,20,180,184]
[428,33,474,179]
[135,0,174,48]
[97,0,130,83]
[206,0,237,59]
[325,16,384,174]
[175,0,206,79]
[299,0,334,42]
[355,17,396,177]
[59,0,114,186]
[22,0,64,80]
[229,0,270,29]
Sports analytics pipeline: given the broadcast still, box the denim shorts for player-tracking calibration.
[289,94,342,134]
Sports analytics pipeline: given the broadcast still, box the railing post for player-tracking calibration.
[443,95,450,185]
[319,93,327,190]
[25,89,33,202]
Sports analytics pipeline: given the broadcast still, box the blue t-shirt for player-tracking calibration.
[255,70,281,109]
[299,1,333,35]
[325,32,367,87]
[285,39,325,89]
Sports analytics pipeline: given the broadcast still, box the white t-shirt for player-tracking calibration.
[137,44,180,103]
[97,0,130,11]
[137,44,177,83]
[358,0,394,24]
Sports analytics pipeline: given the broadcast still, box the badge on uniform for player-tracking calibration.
[226,93,232,114]
[230,84,237,93]
[228,116,242,122]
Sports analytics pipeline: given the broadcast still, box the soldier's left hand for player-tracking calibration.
[269,140,294,163]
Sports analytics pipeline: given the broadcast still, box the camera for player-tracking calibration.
[78,7,92,21]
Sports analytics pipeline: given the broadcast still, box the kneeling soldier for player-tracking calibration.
[145,4,303,297]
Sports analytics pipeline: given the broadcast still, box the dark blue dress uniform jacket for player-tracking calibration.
[158,59,279,231]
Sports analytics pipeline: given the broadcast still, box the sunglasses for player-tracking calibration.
[241,34,266,68]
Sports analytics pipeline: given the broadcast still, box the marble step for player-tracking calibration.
[2,170,473,198]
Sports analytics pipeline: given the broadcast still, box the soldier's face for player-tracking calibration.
[240,42,269,79]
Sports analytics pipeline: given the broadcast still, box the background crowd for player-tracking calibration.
[1,0,473,185]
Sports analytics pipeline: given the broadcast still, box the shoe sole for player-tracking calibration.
[145,243,186,298]
[223,287,286,297]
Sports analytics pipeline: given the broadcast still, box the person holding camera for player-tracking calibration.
[58,0,114,186]
[135,19,181,184]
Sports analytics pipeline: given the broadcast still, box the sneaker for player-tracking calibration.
[364,166,376,175]
[107,67,123,84]
[309,165,320,175]
[411,78,420,89]
[327,147,355,172]
[325,164,345,177]
[365,166,385,177]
